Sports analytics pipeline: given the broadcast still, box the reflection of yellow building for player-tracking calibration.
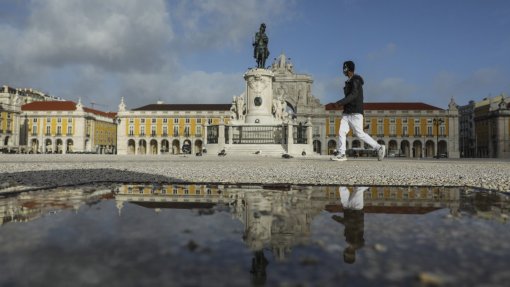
[21,99,117,153]
[0,187,111,226]
[114,184,467,261]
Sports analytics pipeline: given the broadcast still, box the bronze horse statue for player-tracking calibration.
[253,23,270,69]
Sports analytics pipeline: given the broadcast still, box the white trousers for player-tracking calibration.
[338,113,380,154]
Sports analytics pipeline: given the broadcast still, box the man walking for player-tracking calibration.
[331,60,385,161]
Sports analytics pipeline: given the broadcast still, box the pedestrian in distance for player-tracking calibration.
[331,60,385,161]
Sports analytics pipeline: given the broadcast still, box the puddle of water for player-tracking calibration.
[0,184,509,287]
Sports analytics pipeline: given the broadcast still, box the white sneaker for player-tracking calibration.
[377,145,385,161]
[330,154,347,161]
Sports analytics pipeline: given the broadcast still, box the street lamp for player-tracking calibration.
[433,118,444,158]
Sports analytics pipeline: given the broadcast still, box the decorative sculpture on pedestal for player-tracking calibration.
[230,95,246,122]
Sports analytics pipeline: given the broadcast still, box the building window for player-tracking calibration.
[174,118,179,124]
[184,189,189,195]
[163,126,168,136]
[141,118,145,124]
[414,126,420,136]
[57,118,62,123]
[163,118,168,123]
[32,125,37,135]
[46,125,51,135]
[68,118,72,123]
[152,118,156,124]
[403,118,408,124]
[173,188,178,195]
[151,125,156,136]
[57,126,62,135]
[140,125,145,136]
[390,118,396,124]
[377,119,383,135]
[33,118,37,122]
[184,126,190,137]
[129,125,134,136]
[173,126,179,136]
[185,118,190,124]
[440,125,446,136]
[46,118,51,123]
[390,125,396,135]
[427,125,433,135]
[196,126,202,136]
[129,118,134,124]
[208,118,213,124]
[67,125,72,135]
[403,126,408,136]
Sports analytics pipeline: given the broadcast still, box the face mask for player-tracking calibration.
[343,66,349,76]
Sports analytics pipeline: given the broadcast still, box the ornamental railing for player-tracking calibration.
[293,125,307,144]
[229,125,286,144]
[207,125,219,144]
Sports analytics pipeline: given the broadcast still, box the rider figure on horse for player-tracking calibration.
[253,23,269,69]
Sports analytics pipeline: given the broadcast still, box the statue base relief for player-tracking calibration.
[244,68,276,125]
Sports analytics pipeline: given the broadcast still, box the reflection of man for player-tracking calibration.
[250,250,268,286]
[332,186,368,264]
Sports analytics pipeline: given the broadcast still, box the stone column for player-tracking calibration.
[203,124,208,145]
[219,121,225,147]
[244,68,275,125]
[306,118,313,146]
[228,123,233,145]
[287,122,293,152]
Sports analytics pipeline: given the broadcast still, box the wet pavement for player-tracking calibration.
[0,184,509,287]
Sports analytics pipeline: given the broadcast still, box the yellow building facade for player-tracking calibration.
[324,101,460,158]
[116,99,231,155]
[21,100,117,153]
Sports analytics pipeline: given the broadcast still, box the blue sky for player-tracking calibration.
[1,0,509,111]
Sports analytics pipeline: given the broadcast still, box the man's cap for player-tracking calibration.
[343,61,355,73]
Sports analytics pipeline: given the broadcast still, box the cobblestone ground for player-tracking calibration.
[1,154,509,193]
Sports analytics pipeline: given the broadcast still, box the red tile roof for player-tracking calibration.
[325,102,443,111]
[21,101,116,118]
[133,104,231,111]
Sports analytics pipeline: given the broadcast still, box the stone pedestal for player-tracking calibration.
[244,68,275,124]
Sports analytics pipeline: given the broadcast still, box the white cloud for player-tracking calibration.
[17,0,172,72]
[0,0,296,110]
[365,77,417,102]
[432,68,506,105]
[367,43,397,61]
[171,0,294,51]
[118,69,243,109]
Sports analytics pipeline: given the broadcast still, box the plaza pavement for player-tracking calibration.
[0,154,509,194]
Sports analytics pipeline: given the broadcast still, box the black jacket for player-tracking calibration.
[336,74,364,114]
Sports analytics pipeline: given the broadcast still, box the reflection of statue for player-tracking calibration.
[253,23,269,68]
[332,186,368,264]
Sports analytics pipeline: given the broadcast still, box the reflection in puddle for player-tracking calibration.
[1,184,509,286]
